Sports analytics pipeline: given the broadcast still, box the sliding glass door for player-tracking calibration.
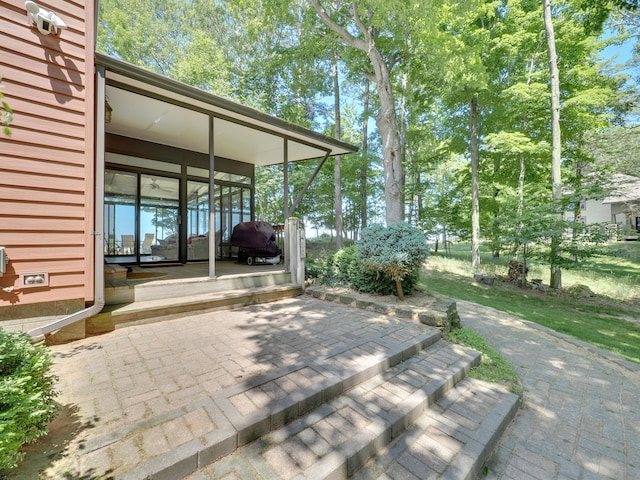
[140,174,179,263]
[105,170,179,264]
[215,184,252,258]
[105,165,253,264]
[104,170,137,261]
[187,181,209,261]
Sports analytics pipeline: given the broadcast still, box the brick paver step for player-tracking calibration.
[185,341,507,480]
[353,377,520,480]
[109,323,442,479]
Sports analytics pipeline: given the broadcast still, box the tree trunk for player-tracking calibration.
[311,0,404,226]
[373,52,404,225]
[516,49,538,259]
[400,72,408,220]
[360,79,370,237]
[333,53,343,249]
[544,0,563,289]
[395,278,405,301]
[470,96,481,273]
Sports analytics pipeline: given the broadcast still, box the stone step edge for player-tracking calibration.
[173,342,481,480]
[105,283,303,316]
[86,284,304,333]
[305,285,461,332]
[113,331,444,480]
[352,377,520,480]
[298,347,483,480]
[438,379,520,480]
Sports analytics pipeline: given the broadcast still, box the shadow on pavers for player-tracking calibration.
[2,404,111,480]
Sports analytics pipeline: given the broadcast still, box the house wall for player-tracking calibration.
[0,0,95,320]
[582,199,611,224]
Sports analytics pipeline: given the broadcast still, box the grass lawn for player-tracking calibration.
[423,241,640,364]
[447,327,523,396]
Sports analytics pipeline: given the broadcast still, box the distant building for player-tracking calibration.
[566,174,640,240]
[602,174,640,239]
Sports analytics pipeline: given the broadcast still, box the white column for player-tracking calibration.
[286,217,305,288]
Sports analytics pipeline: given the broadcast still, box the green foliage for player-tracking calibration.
[307,240,422,297]
[352,266,420,297]
[357,223,429,297]
[447,327,523,396]
[0,330,58,470]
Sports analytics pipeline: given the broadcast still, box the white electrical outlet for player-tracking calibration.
[20,272,49,288]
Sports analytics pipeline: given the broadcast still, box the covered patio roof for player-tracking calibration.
[97,53,358,165]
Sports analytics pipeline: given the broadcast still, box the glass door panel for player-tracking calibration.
[140,174,179,263]
[231,188,242,232]
[104,170,137,263]
[242,190,251,223]
[214,184,253,259]
[217,186,231,257]
[187,181,209,260]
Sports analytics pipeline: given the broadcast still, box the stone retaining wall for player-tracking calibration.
[305,285,461,334]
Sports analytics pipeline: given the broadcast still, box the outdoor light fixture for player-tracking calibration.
[25,1,67,35]
[105,97,112,123]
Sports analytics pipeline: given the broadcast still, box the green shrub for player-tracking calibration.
[0,329,58,470]
[357,223,430,299]
[350,262,420,296]
[332,245,358,283]
[305,256,326,280]
[306,245,358,286]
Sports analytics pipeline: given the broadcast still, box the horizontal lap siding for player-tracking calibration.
[0,0,94,307]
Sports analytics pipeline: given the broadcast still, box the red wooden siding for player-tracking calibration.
[0,0,95,308]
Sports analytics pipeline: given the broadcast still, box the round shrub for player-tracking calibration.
[357,222,429,298]
[332,245,358,283]
[0,329,58,470]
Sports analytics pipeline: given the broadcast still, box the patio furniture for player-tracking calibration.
[121,234,135,254]
[141,233,156,254]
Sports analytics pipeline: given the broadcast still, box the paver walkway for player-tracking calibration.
[457,300,640,480]
[9,296,434,479]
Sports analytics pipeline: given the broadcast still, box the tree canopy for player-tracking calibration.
[97,0,639,281]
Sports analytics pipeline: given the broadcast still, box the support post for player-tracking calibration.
[286,217,305,288]
[208,115,216,278]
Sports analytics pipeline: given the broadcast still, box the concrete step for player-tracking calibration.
[106,271,294,305]
[175,340,501,480]
[98,283,304,330]
[46,283,304,344]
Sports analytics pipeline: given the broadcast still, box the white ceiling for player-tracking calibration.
[103,62,356,166]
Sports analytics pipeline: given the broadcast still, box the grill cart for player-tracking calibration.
[230,221,282,265]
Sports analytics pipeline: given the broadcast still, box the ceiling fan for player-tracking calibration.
[144,177,174,194]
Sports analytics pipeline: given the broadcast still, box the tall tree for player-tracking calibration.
[544,0,564,289]
[310,0,408,225]
[333,52,344,248]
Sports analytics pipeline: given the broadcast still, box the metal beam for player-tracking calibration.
[289,150,331,216]
[209,114,216,278]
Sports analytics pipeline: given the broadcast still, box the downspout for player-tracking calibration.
[28,65,107,340]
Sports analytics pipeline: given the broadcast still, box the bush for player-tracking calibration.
[332,245,358,283]
[0,329,58,470]
[306,245,358,286]
[358,223,430,299]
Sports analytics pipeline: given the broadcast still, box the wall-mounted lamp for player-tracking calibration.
[25,1,67,35]
[105,97,112,123]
